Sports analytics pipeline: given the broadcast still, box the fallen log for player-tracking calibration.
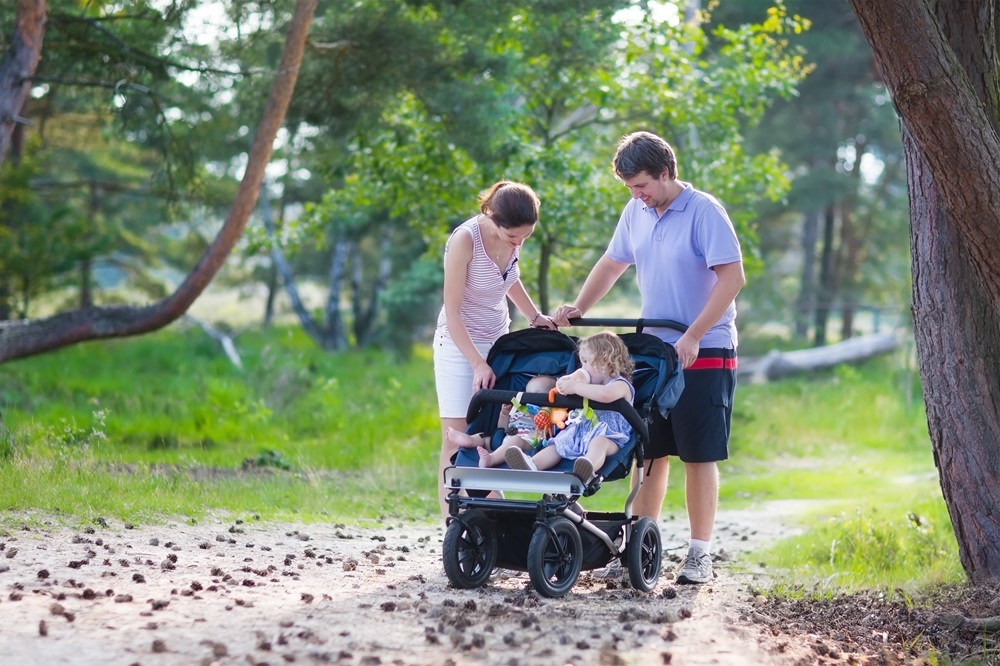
[940,613,1000,632]
[184,315,243,370]
[738,331,903,383]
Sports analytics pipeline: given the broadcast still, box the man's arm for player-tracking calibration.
[552,255,630,326]
[674,260,746,368]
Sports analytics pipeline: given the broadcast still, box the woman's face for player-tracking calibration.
[493,220,535,250]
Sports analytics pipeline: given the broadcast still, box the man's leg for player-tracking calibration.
[684,461,719,542]
[633,458,669,522]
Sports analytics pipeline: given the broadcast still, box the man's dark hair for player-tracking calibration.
[612,131,677,181]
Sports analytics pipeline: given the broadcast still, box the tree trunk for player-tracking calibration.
[814,204,838,346]
[0,0,318,363]
[0,0,45,171]
[850,0,1000,584]
[322,236,349,351]
[258,190,330,348]
[839,140,866,341]
[794,209,820,339]
[352,229,392,347]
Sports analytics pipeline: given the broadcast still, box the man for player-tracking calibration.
[553,131,744,584]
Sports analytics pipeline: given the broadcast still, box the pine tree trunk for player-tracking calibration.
[0,0,45,171]
[794,209,820,339]
[0,0,318,362]
[850,0,1000,583]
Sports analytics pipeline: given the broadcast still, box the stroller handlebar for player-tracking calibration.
[466,389,650,445]
[567,317,688,333]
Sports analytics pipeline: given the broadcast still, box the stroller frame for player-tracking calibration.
[442,318,685,598]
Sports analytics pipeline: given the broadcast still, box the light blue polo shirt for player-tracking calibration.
[605,181,742,348]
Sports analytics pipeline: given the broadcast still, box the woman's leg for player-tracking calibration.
[438,417,467,518]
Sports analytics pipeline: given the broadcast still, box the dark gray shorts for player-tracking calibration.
[647,348,736,463]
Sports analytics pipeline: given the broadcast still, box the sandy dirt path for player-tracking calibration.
[0,505,815,666]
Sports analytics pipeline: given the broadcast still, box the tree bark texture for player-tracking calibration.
[850,0,1000,583]
[0,0,45,171]
[0,0,319,363]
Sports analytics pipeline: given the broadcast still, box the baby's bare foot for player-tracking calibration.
[447,427,476,448]
[477,446,493,468]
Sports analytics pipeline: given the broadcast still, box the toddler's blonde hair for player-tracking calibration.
[579,331,634,381]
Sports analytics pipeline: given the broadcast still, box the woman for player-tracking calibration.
[434,180,555,518]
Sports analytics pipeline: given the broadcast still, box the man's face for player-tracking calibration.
[622,170,671,210]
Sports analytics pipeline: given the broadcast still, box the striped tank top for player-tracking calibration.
[436,216,521,344]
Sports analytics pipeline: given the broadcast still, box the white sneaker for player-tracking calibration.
[675,551,713,584]
[590,559,625,581]
[572,457,595,483]
[505,447,537,471]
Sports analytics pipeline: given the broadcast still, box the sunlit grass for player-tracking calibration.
[0,325,963,592]
[761,494,962,596]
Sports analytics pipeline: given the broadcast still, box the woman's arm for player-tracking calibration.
[507,280,555,329]
[442,230,495,390]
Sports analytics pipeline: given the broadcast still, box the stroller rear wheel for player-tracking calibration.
[626,516,661,592]
[527,517,583,598]
[443,510,497,589]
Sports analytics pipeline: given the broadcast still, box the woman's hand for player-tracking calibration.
[531,314,558,330]
[472,361,496,391]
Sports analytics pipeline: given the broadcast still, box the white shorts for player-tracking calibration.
[433,330,495,419]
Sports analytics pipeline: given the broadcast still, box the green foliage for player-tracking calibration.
[293,0,809,322]
[0,327,963,594]
[763,501,962,595]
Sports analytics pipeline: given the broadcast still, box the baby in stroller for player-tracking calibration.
[445,374,557,463]
[442,321,683,598]
[487,332,635,485]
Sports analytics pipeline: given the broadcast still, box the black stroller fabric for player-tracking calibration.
[453,327,682,482]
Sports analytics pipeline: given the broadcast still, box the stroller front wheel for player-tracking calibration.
[626,516,662,592]
[527,516,583,598]
[442,509,497,589]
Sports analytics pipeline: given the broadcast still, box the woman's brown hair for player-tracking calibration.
[478,180,540,229]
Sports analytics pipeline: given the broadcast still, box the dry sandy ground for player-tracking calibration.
[0,504,820,666]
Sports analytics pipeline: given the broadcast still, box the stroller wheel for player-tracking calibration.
[443,510,497,589]
[626,516,662,592]
[527,517,583,598]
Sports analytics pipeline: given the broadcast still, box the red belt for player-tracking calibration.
[687,356,738,370]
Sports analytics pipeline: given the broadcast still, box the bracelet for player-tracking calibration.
[531,312,542,325]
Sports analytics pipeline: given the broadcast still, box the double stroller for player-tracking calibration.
[442,318,684,597]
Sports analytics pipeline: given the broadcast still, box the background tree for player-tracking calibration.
[0,0,318,362]
[0,0,45,168]
[711,0,909,347]
[291,0,808,354]
[848,0,1000,583]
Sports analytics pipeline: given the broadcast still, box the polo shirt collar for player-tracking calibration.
[641,180,693,218]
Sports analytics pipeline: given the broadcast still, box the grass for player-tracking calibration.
[0,325,963,592]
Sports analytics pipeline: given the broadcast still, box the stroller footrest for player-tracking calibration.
[444,466,586,495]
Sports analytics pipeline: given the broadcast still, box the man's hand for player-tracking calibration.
[674,332,700,369]
[552,305,582,327]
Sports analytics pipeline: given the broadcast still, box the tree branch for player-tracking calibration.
[0,0,319,363]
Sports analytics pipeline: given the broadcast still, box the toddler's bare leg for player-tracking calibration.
[501,434,533,452]
[447,427,483,449]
